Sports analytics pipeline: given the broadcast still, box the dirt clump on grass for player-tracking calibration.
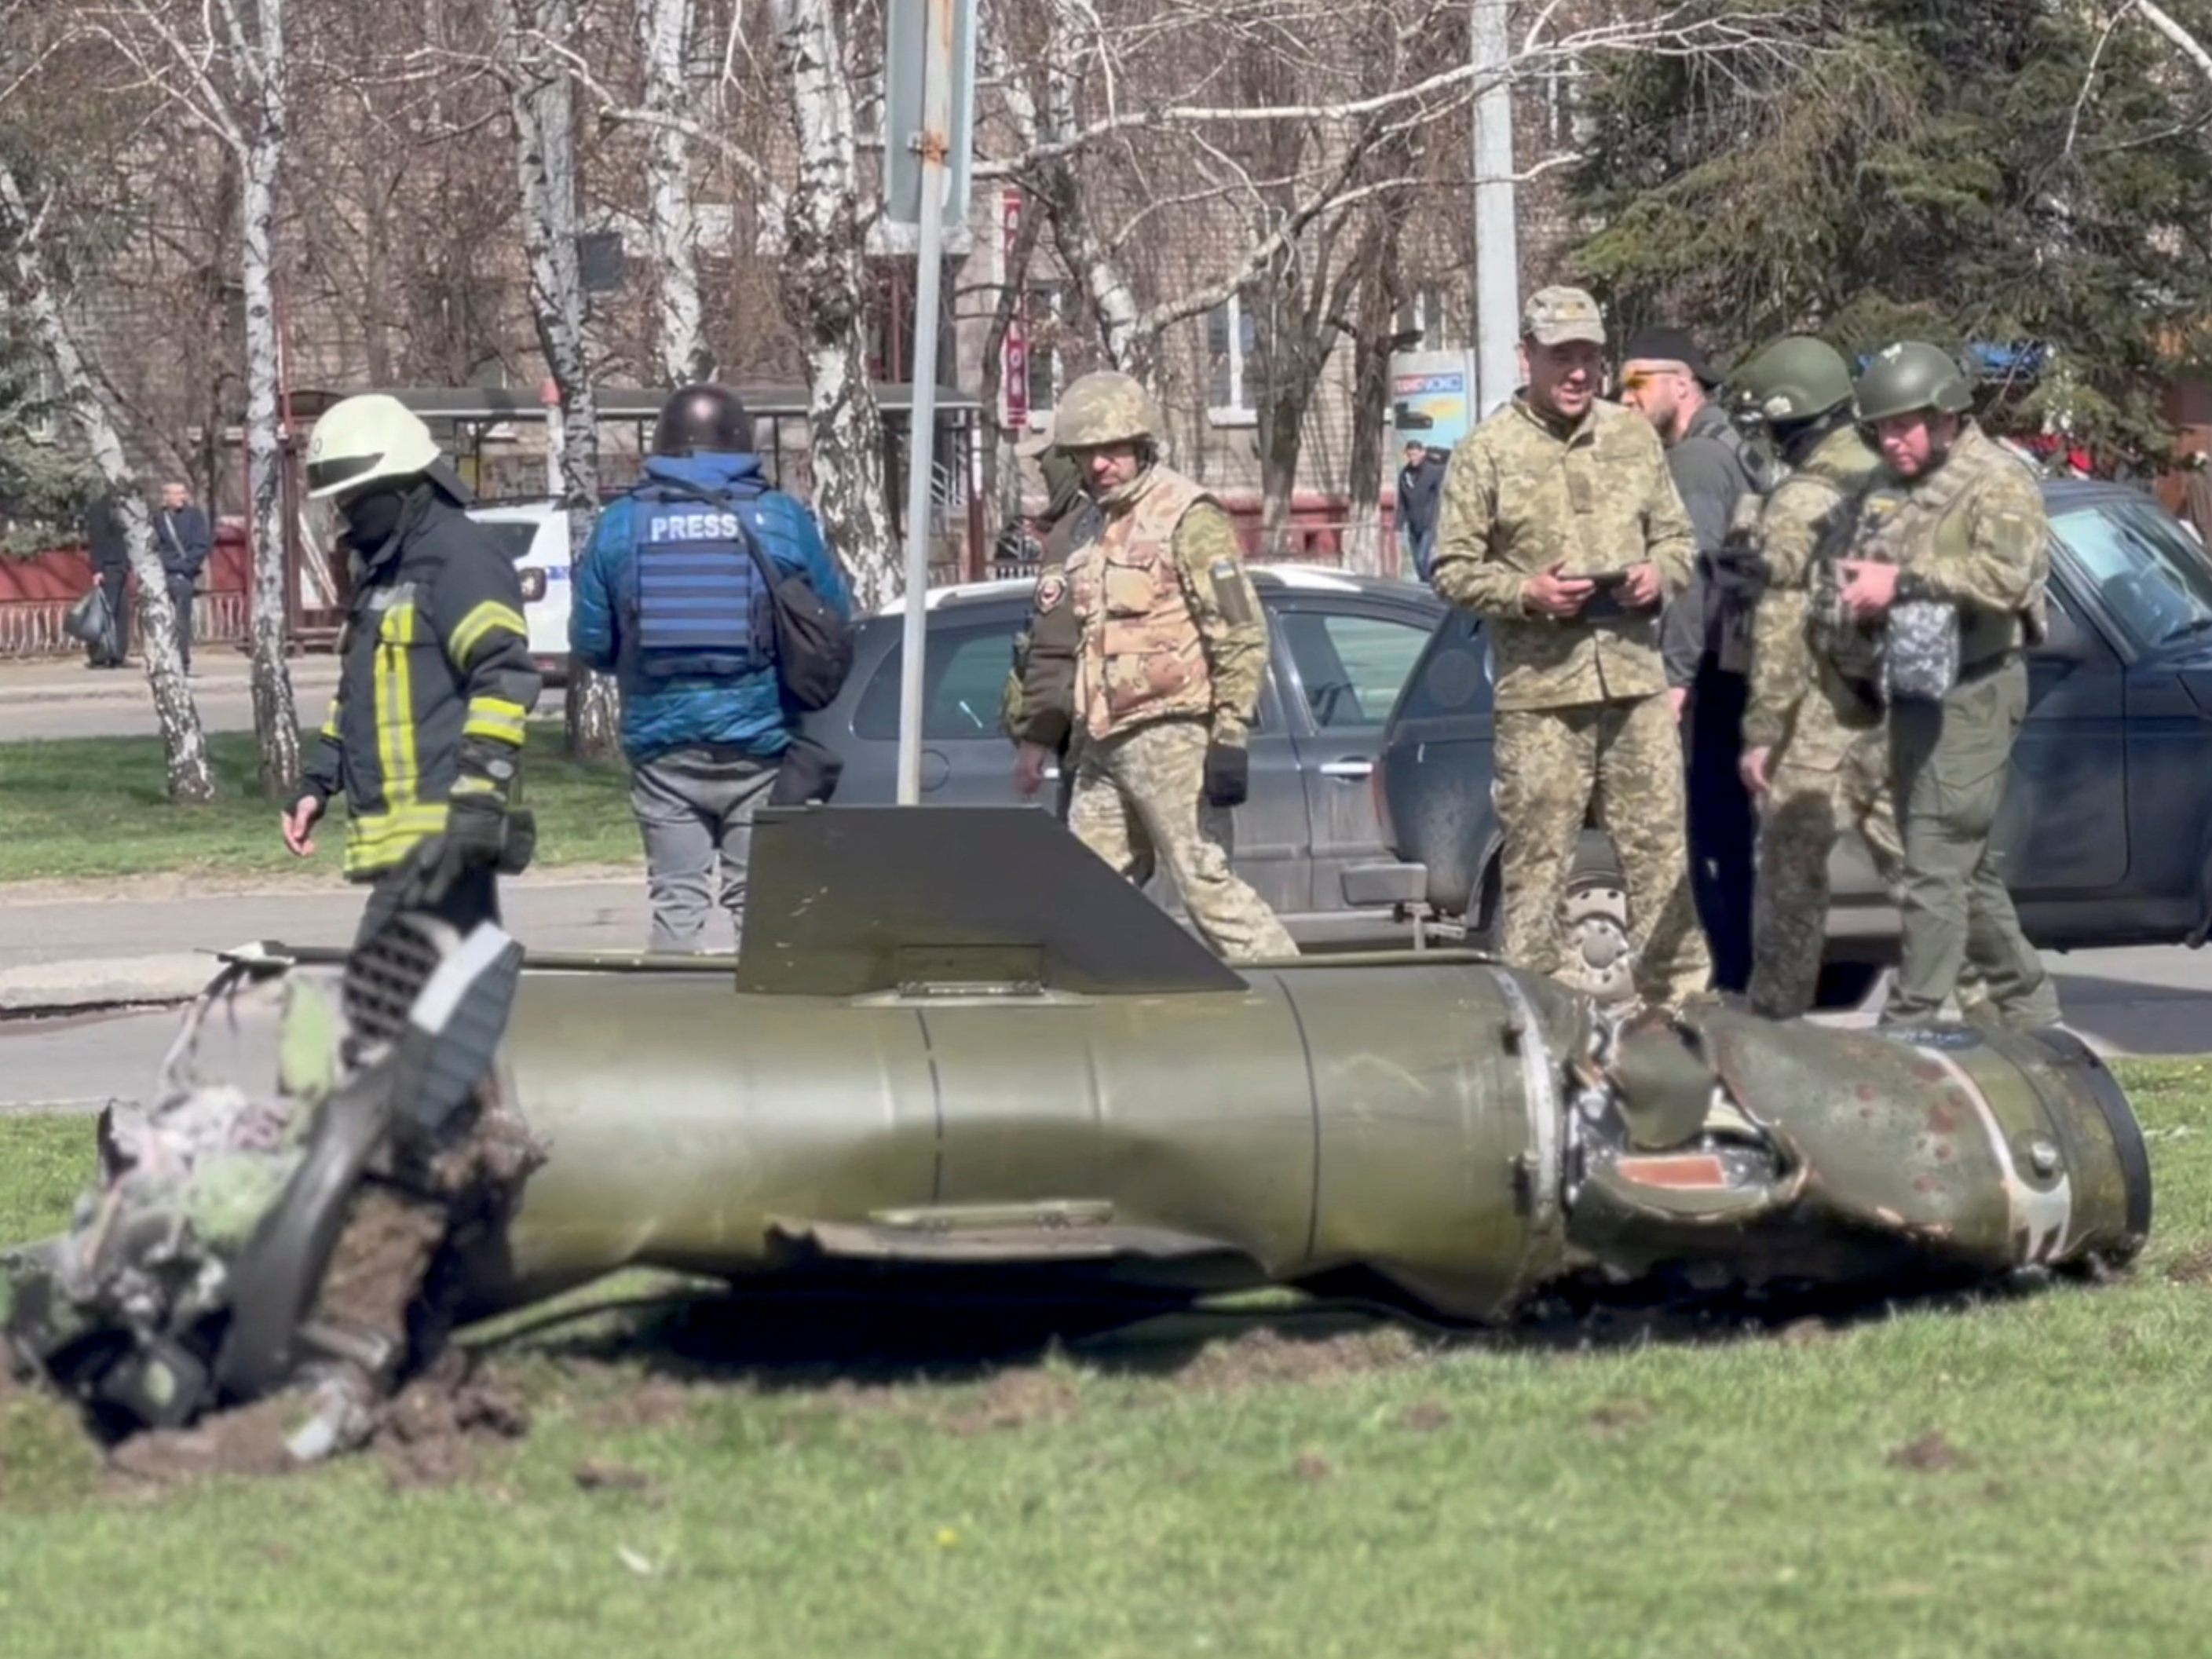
[942,1366,1085,1436]
[108,1394,315,1486]
[375,1354,531,1489]
[1887,1431,1972,1473]
[1583,1398,1656,1436]
[2164,1246,2212,1286]
[1398,1400,1451,1434]
[1180,1327,1420,1391]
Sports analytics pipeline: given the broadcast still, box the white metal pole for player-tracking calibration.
[1472,0,1520,419]
[894,5,953,806]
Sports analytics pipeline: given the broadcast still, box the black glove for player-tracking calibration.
[444,791,510,872]
[1203,742,1249,809]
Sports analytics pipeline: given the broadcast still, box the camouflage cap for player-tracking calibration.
[1521,286,1606,348]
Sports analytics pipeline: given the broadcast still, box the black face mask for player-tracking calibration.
[341,482,411,552]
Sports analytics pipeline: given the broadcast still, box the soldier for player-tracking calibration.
[1835,342,2061,1030]
[1000,441,1094,816]
[1050,370,1297,963]
[1732,337,1896,1018]
[1430,286,1710,1008]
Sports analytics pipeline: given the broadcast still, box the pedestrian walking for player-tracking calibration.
[1051,369,1297,963]
[154,481,211,673]
[1429,286,1709,1009]
[1835,342,2061,1030]
[283,394,542,945]
[569,383,853,954]
[1397,440,1446,580]
[1620,325,1761,992]
[82,488,130,667]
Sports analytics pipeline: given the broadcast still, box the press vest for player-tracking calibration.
[1068,470,1214,740]
[633,484,773,678]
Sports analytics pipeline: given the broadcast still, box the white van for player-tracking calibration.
[466,500,572,683]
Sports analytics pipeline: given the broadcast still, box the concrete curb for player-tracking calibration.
[0,953,215,1014]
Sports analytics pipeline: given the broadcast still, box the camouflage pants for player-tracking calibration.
[1748,728,1896,1018]
[1494,694,1710,1007]
[1068,717,1298,963]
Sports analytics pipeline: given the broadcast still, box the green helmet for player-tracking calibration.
[1731,336,1854,425]
[1852,341,1974,423]
[1053,371,1162,450]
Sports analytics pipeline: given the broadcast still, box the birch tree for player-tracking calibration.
[92,0,300,798]
[0,159,213,803]
[636,0,710,383]
[771,0,896,608]
[498,0,617,757]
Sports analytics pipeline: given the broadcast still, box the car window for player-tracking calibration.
[2051,501,2212,651]
[1391,608,1490,721]
[471,520,542,564]
[1277,610,1435,729]
[852,620,1021,740]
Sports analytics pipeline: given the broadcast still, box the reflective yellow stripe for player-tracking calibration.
[318,695,342,742]
[340,801,448,877]
[448,601,527,667]
[463,696,528,745]
[372,603,419,819]
[449,774,502,797]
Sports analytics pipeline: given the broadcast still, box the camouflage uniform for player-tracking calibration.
[1864,423,2060,1029]
[1000,448,1095,820]
[1058,379,1295,963]
[1430,292,1709,1006]
[1742,422,1894,1017]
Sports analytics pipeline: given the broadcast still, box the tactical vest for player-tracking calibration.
[633,484,773,679]
[1814,436,2038,693]
[1068,470,1214,740]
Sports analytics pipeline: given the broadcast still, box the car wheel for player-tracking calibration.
[1560,875,1636,1005]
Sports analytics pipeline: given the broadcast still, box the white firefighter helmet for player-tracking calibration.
[304,394,442,499]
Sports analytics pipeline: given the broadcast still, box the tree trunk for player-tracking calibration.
[505,0,618,757]
[1036,16,1148,376]
[1255,383,1307,562]
[1,165,213,803]
[1342,226,1401,579]
[638,0,710,384]
[774,0,896,607]
[242,129,302,799]
[976,192,1040,552]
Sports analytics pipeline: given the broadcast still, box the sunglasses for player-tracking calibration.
[1618,368,1684,393]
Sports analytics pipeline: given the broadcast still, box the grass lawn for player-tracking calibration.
[2,1062,2210,1657]
[0,725,638,883]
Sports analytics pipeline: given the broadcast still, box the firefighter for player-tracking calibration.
[281,393,542,944]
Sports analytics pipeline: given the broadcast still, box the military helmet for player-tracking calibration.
[653,383,753,457]
[305,394,441,499]
[1731,336,1855,425]
[1853,341,1975,423]
[1052,371,1162,450]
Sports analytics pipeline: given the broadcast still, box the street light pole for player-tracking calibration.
[1471,0,1520,419]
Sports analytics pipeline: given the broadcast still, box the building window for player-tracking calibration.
[1395,287,1458,350]
[1207,296,1259,421]
[1026,283,1066,418]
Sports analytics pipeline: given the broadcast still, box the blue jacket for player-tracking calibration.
[569,452,852,765]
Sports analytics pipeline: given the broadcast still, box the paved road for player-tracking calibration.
[0,656,341,742]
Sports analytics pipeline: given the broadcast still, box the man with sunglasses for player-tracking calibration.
[1619,327,1763,994]
[1429,287,1709,1011]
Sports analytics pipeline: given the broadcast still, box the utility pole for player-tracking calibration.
[1471,0,1520,419]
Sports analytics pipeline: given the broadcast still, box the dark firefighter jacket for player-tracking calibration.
[302,483,542,879]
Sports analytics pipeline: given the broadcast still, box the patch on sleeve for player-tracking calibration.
[1209,557,1256,626]
[1035,572,1067,612]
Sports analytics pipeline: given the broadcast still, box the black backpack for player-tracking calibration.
[651,477,854,711]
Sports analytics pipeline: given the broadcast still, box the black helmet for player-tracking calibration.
[652,383,753,457]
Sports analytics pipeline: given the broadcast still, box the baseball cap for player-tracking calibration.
[1522,286,1607,347]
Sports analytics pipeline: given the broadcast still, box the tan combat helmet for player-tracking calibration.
[1052,371,1164,451]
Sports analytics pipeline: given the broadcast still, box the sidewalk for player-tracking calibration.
[0,652,340,707]
[0,868,664,1013]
